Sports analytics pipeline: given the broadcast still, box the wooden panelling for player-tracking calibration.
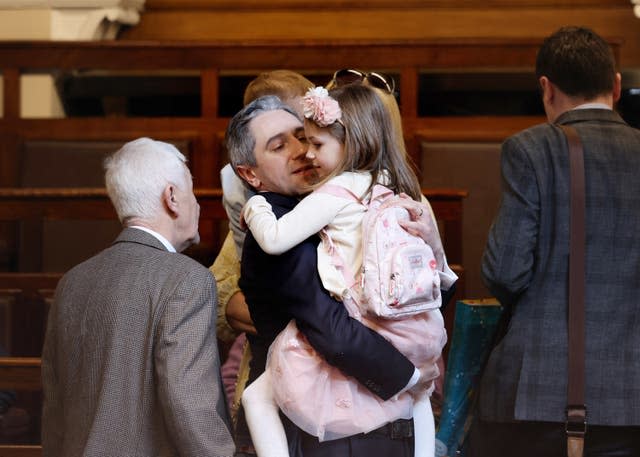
[145,0,630,10]
[0,445,41,457]
[0,188,228,272]
[420,141,503,300]
[121,6,640,67]
[0,188,225,221]
[0,39,549,189]
[0,39,546,70]
[0,358,41,391]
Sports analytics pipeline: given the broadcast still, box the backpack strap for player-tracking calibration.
[369,183,394,204]
[314,181,396,296]
[316,182,394,207]
[315,183,364,204]
[318,228,358,290]
[314,183,363,292]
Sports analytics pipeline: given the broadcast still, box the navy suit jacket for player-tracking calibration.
[240,192,415,401]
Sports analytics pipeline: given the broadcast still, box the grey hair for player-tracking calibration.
[226,95,299,174]
[104,137,189,223]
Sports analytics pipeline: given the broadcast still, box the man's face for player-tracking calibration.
[240,109,320,196]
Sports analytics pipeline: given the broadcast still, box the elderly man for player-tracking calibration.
[41,138,235,457]
[225,96,427,457]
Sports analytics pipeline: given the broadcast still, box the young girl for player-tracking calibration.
[241,84,456,457]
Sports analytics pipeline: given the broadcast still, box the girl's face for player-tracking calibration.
[304,121,345,179]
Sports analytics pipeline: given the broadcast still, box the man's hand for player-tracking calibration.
[226,291,257,335]
[395,193,445,270]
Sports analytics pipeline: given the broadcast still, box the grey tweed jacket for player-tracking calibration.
[479,109,640,426]
[42,228,235,456]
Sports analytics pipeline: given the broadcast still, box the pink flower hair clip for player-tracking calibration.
[302,86,342,127]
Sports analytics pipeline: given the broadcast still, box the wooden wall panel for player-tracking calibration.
[145,0,630,9]
[421,141,503,299]
[122,4,640,68]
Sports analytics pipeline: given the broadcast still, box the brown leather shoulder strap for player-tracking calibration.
[558,124,587,457]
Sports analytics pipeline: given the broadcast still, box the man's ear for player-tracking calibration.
[163,184,179,217]
[539,76,554,105]
[236,165,262,190]
[613,72,622,103]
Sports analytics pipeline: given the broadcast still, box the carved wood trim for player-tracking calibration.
[144,0,629,10]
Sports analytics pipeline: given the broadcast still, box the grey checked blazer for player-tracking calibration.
[42,228,235,456]
[479,109,640,426]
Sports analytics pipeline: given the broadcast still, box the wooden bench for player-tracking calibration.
[0,186,464,270]
[0,358,41,392]
[0,273,53,456]
[0,186,465,350]
[0,186,466,353]
[0,445,41,457]
[0,187,226,272]
[0,357,41,455]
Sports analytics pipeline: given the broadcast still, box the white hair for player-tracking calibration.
[104,137,189,223]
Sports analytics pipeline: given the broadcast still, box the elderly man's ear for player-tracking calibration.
[236,165,261,190]
[163,184,179,217]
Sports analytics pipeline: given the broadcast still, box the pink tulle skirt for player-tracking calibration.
[266,299,447,442]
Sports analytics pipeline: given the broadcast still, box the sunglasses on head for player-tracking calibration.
[328,69,396,94]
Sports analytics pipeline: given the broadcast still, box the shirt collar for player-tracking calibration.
[574,102,612,111]
[129,226,176,252]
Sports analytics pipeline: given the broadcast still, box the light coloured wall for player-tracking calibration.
[0,2,143,118]
[0,10,59,118]
[0,10,51,39]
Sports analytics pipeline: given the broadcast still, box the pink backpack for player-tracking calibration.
[319,183,442,319]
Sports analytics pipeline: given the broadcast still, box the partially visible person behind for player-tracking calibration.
[42,138,235,457]
[468,26,640,457]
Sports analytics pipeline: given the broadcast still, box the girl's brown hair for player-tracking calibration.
[314,84,422,201]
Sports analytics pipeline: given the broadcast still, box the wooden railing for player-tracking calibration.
[0,186,466,355]
[0,39,548,187]
[0,186,466,354]
[0,358,41,392]
[0,186,463,267]
[0,445,41,457]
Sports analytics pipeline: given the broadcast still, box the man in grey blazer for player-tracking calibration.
[467,27,640,456]
[42,138,235,457]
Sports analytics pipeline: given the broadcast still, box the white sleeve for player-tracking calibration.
[439,262,458,290]
[221,164,255,258]
[244,192,347,255]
